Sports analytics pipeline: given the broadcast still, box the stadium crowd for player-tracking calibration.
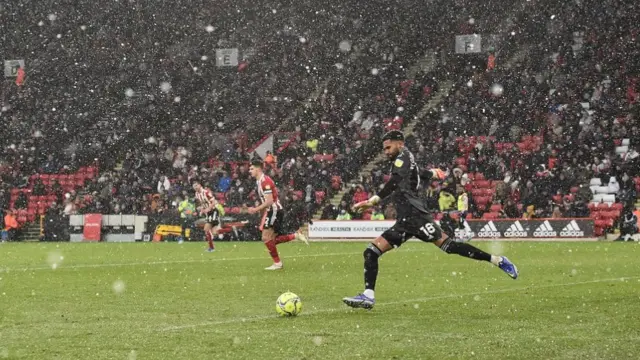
[0,0,638,239]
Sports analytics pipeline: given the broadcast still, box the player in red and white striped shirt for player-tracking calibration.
[192,180,221,252]
[247,159,306,270]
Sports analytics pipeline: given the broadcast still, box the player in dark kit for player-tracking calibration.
[343,131,518,309]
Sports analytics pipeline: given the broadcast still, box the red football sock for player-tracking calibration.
[264,240,280,263]
[275,233,296,245]
[206,231,215,249]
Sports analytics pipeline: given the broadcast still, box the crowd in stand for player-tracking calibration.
[1,0,638,239]
[322,0,639,228]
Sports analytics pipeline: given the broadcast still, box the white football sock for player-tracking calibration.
[363,289,375,299]
[490,255,502,266]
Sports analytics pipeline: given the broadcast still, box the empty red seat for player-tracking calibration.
[610,203,623,211]
[482,188,495,197]
[600,211,619,220]
[314,191,325,204]
[482,212,499,220]
[471,189,483,197]
[475,196,490,206]
[595,219,613,228]
[594,227,604,236]
[473,180,491,189]
[466,213,474,220]
[597,203,610,211]
[517,143,528,152]
[455,157,467,166]
[11,189,20,195]
[362,212,372,220]
[490,204,502,212]
[588,202,597,211]
[475,173,486,181]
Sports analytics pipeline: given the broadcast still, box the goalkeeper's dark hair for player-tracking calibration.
[251,159,264,168]
[382,130,404,142]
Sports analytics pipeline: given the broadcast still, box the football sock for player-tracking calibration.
[363,289,375,299]
[265,240,281,263]
[364,244,382,294]
[275,233,296,244]
[206,231,215,249]
[440,239,492,262]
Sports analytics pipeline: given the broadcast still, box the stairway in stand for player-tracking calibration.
[311,80,454,221]
[18,221,42,242]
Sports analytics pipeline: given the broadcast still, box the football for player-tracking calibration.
[275,292,303,317]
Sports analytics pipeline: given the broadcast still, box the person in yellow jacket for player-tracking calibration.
[177,196,196,242]
[438,190,456,211]
[336,209,352,221]
[456,185,472,242]
[371,207,385,220]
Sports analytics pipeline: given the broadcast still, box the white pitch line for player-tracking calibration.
[160,275,640,332]
[0,248,431,273]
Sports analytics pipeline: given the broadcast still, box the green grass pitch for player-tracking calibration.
[1,241,640,359]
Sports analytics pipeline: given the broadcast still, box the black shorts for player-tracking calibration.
[381,212,443,248]
[260,208,283,232]
[204,210,220,227]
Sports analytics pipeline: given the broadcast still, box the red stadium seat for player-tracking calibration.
[610,203,623,211]
[482,212,498,220]
[481,188,495,197]
[588,202,597,211]
[596,203,610,211]
[455,157,467,166]
[594,227,604,236]
[475,173,486,181]
[473,180,491,189]
[475,196,490,206]
[362,212,372,220]
[466,213,474,220]
[314,191,325,204]
[570,186,579,194]
[490,204,502,212]
[471,189,483,198]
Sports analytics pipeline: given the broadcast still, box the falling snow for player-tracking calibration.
[112,280,126,294]
[47,251,64,270]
